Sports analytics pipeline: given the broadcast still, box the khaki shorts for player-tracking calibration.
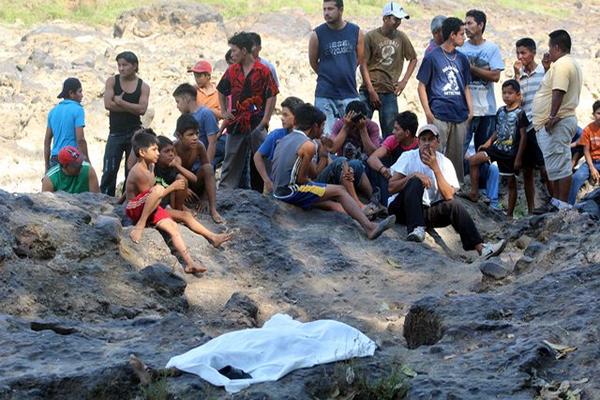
[536,116,577,181]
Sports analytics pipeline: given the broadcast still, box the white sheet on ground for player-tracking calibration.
[165,313,377,393]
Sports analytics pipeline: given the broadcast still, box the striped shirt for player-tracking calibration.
[518,63,545,131]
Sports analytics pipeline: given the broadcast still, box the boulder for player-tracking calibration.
[141,263,187,297]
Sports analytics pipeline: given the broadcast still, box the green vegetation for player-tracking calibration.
[0,0,420,26]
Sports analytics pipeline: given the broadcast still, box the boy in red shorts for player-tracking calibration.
[125,132,232,273]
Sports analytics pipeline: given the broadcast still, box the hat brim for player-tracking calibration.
[385,11,410,19]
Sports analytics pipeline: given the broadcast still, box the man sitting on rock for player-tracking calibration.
[367,111,419,205]
[271,103,395,240]
[387,124,505,259]
[42,146,99,194]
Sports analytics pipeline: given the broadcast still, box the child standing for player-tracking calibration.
[468,80,528,218]
[125,133,231,274]
[569,100,600,204]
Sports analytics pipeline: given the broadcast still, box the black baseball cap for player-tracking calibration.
[57,77,82,99]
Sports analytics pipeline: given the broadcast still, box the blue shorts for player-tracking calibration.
[273,182,327,209]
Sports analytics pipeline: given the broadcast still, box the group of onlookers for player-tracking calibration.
[41,1,596,273]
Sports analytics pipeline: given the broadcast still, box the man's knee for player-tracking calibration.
[152,185,166,197]
[406,176,425,190]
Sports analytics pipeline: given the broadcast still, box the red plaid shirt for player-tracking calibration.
[217,60,279,133]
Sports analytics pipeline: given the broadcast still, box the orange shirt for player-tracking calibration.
[579,122,600,161]
[196,84,222,120]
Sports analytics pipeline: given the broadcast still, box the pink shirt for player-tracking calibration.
[330,119,381,156]
[382,136,418,153]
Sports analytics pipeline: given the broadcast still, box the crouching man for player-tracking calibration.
[387,124,505,259]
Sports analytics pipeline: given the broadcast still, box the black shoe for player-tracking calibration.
[532,202,558,215]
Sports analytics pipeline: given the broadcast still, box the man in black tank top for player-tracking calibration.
[100,51,151,196]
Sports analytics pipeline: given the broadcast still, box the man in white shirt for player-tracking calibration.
[387,124,505,259]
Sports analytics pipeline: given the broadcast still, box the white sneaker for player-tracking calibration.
[480,239,506,260]
[407,226,426,242]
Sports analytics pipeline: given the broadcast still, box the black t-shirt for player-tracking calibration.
[154,164,178,187]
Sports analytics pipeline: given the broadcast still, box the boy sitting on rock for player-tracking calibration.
[173,114,223,224]
[155,135,197,211]
[42,146,99,194]
[125,132,231,274]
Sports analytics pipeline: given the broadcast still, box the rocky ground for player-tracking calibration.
[1,1,600,399]
[0,187,598,399]
[0,0,599,192]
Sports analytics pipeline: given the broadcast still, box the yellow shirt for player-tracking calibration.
[531,54,582,131]
[196,84,222,120]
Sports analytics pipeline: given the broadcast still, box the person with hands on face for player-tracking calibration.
[468,80,528,218]
[329,100,381,157]
[367,111,419,204]
[387,124,505,259]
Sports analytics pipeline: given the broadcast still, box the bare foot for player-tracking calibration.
[129,227,144,243]
[184,262,207,274]
[129,355,152,385]
[468,193,480,202]
[209,232,233,248]
[211,209,224,224]
[367,215,396,240]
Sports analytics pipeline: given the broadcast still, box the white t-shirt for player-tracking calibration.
[388,149,460,206]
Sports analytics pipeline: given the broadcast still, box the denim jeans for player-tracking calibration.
[359,90,398,138]
[315,157,364,187]
[315,96,360,137]
[569,160,600,205]
[100,131,134,196]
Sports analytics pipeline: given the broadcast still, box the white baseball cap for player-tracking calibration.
[382,2,410,20]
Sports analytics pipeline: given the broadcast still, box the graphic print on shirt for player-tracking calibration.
[442,65,461,96]
[325,40,354,57]
[378,39,399,66]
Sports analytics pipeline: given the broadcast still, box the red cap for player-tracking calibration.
[58,146,83,166]
[188,60,212,74]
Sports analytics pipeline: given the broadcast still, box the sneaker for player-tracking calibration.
[532,202,558,215]
[407,226,426,242]
[480,239,506,260]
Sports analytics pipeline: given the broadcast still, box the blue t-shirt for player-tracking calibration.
[457,40,504,116]
[260,57,279,88]
[192,107,219,148]
[258,128,289,161]
[417,47,472,123]
[315,22,360,99]
[47,100,85,156]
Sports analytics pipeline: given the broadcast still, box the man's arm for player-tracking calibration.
[88,166,100,193]
[583,143,600,182]
[259,96,277,130]
[75,127,89,162]
[469,66,501,82]
[218,91,233,121]
[114,82,150,116]
[514,127,527,171]
[396,58,418,95]
[104,76,127,112]
[367,146,390,176]
[170,156,198,184]
[417,82,434,124]
[296,141,317,184]
[330,122,349,154]
[388,172,410,194]
[359,33,381,109]
[358,122,378,155]
[546,89,566,130]
[308,32,320,75]
[253,151,273,193]
[44,127,53,171]
[465,85,474,122]
[206,134,218,163]
[41,176,54,192]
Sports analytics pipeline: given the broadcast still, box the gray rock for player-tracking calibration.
[141,263,187,297]
[479,260,511,279]
[221,292,259,329]
[113,2,223,38]
[94,215,122,243]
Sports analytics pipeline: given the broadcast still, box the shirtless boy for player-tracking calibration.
[174,114,223,224]
[125,132,231,273]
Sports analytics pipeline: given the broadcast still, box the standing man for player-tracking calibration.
[416,17,473,182]
[513,37,550,213]
[458,10,504,158]
[44,77,89,171]
[425,16,447,54]
[532,29,582,211]
[100,51,150,196]
[309,0,363,136]
[248,32,280,88]
[360,1,418,138]
[217,32,279,191]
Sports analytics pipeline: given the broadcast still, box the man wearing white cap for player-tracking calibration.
[387,124,505,259]
[359,1,417,138]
